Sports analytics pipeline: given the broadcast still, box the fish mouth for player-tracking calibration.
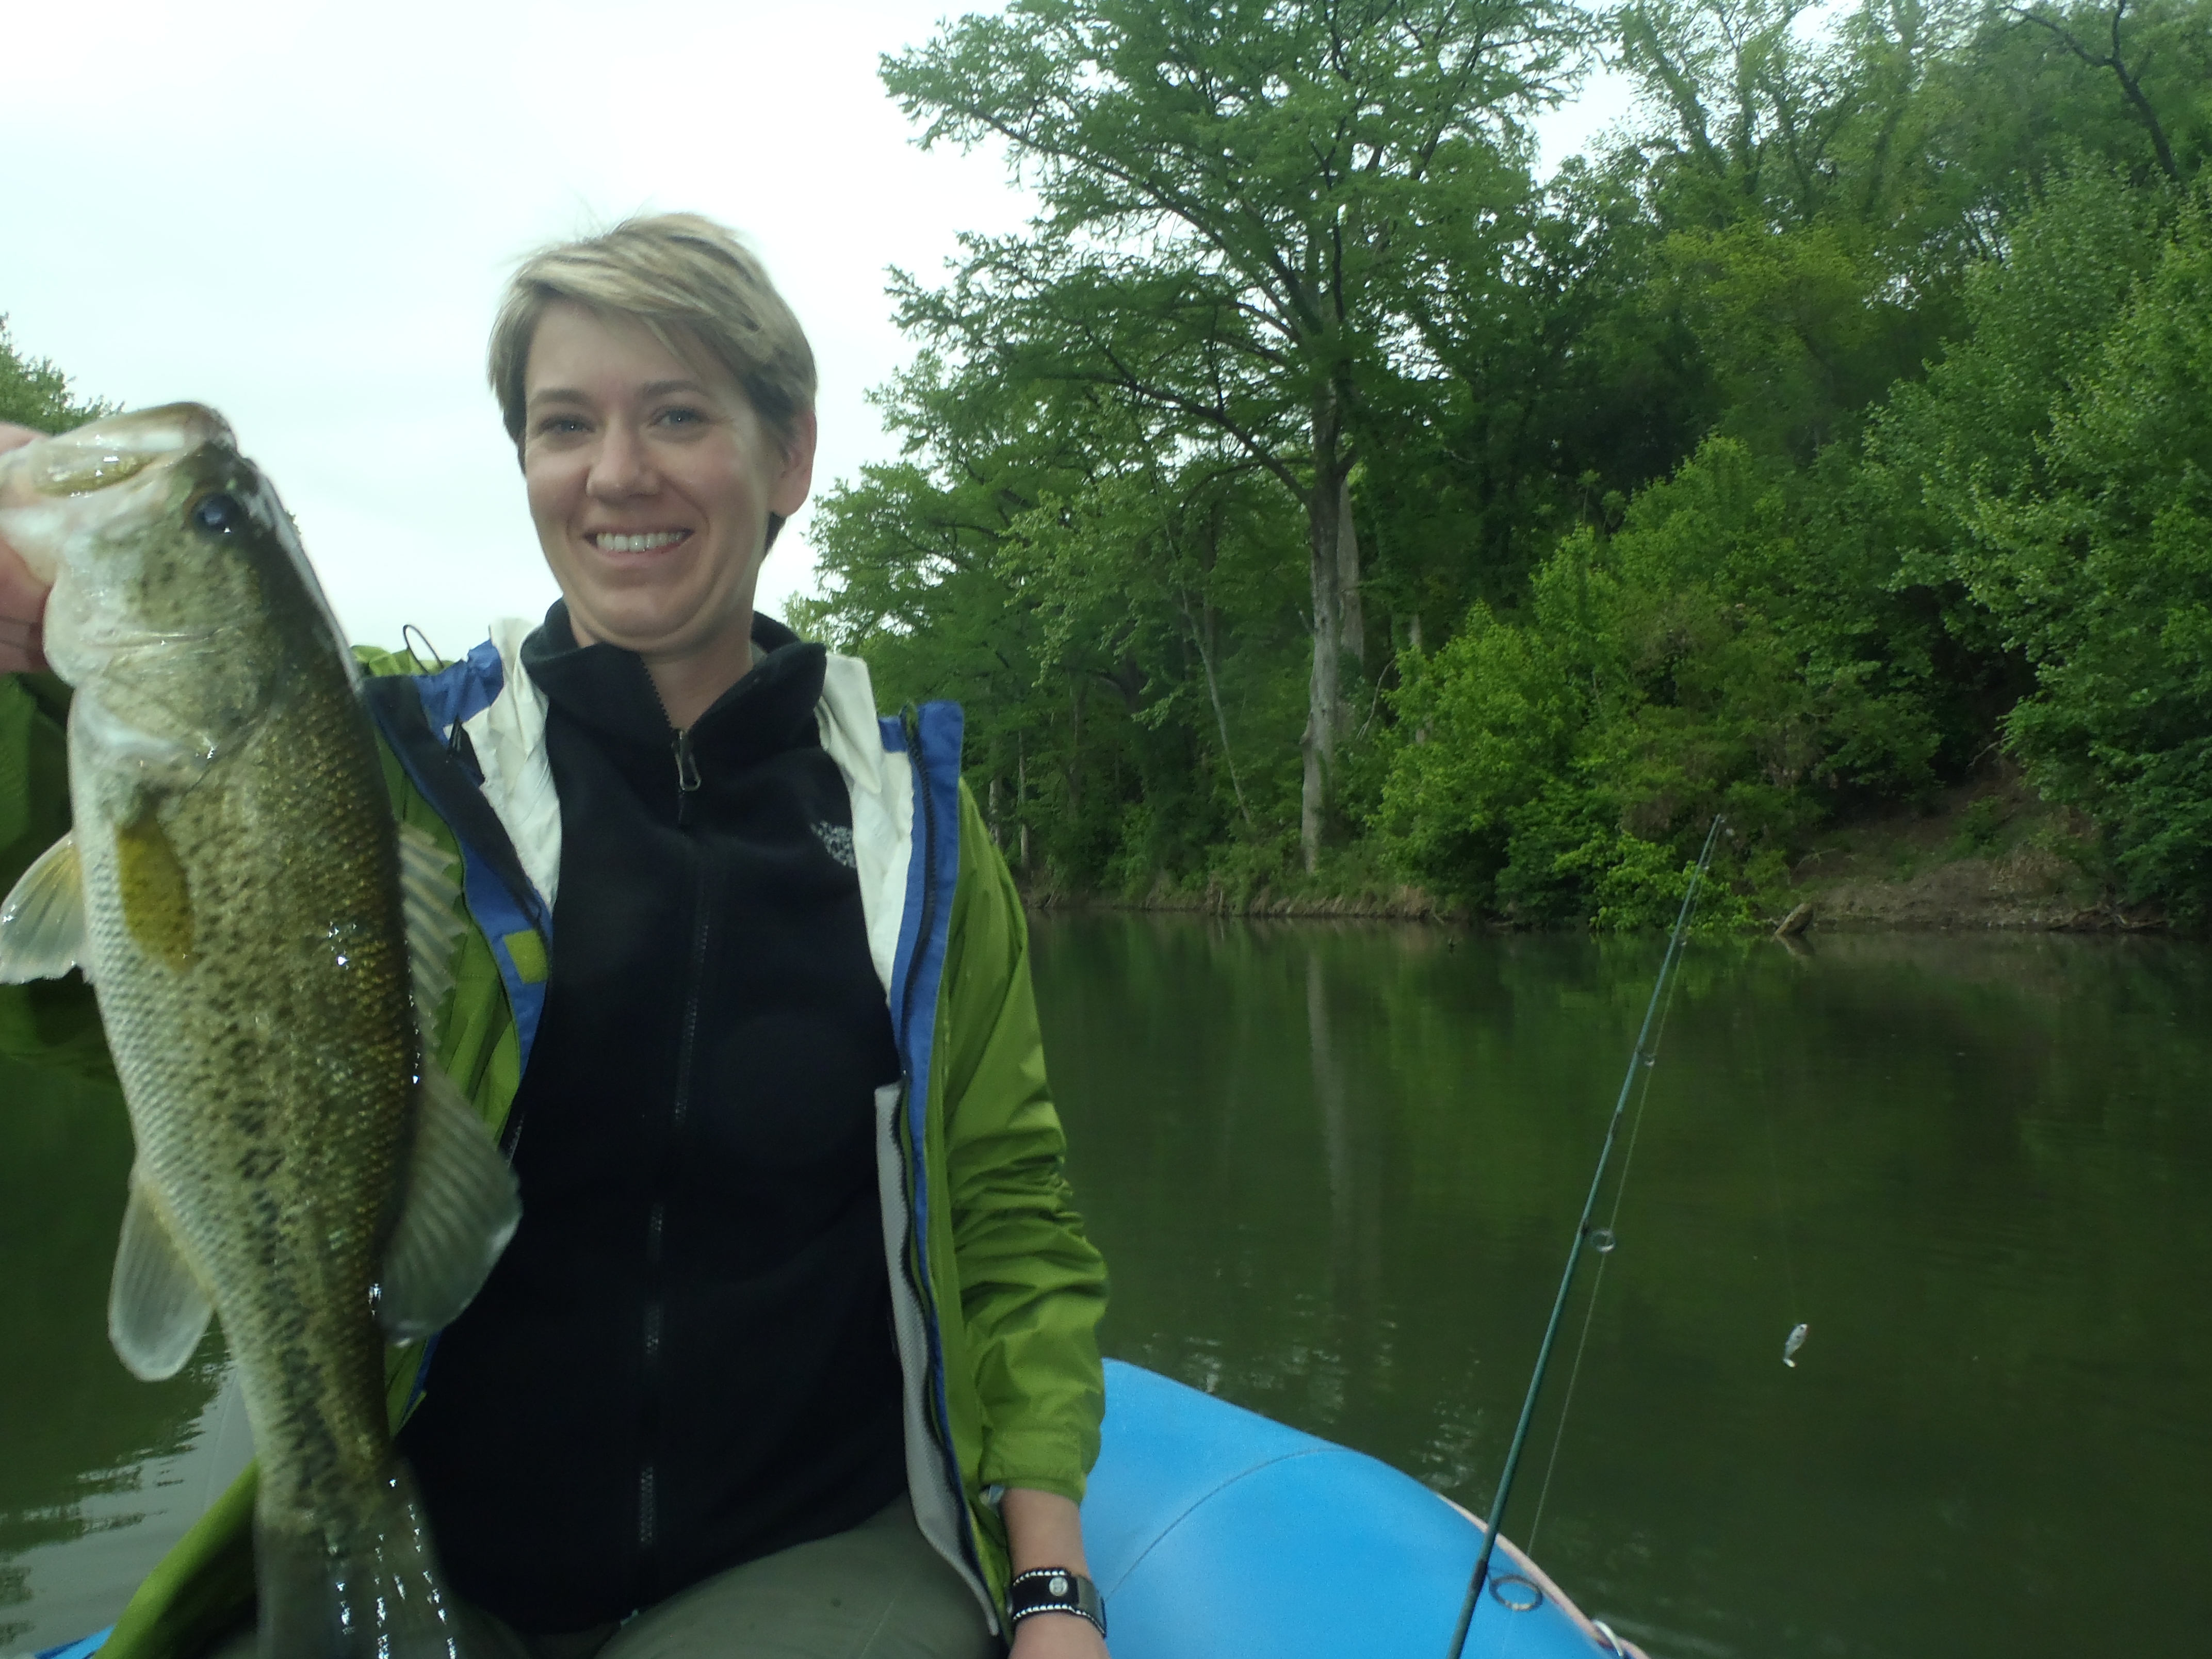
[4,404,233,498]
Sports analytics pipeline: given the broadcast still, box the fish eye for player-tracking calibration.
[192,493,243,534]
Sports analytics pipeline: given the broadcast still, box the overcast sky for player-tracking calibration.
[2,1,1634,655]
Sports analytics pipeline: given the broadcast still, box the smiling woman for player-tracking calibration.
[0,214,1113,1659]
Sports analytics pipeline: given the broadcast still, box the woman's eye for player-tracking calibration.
[534,414,588,437]
[656,405,707,428]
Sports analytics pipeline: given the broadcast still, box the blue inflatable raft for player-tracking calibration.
[39,1359,1639,1659]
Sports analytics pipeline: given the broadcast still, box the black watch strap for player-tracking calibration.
[1007,1567,1107,1638]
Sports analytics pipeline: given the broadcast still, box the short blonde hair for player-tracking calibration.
[487,213,817,450]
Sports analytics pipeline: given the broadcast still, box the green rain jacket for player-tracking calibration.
[0,625,1107,1658]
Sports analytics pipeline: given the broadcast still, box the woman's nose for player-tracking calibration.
[588,421,657,498]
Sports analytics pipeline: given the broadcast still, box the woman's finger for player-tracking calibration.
[1,422,53,674]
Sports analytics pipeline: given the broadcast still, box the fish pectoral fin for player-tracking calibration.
[397,820,465,1037]
[109,1172,214,1380]
[0,832,89,984]
[376,1065,521,1342]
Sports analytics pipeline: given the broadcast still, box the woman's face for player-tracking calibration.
[521,299,814,667]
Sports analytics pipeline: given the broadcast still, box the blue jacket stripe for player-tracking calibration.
[882,703,971,1556]
[364,662,554,1074]
[413,638,505,738]
[457,839,551,1072]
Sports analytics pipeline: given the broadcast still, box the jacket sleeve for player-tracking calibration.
[937,780,1109,1503]
[0,672,113,1080]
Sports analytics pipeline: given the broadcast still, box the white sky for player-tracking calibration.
[2,1,1633,655]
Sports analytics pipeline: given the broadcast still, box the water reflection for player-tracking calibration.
[1035,918,2212,1659]
[7,927,2209,1657]
[0,984,225,1656]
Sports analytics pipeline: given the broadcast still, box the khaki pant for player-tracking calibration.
[211,1495,998,1659]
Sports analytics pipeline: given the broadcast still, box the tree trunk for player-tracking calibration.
[1336,467,1364,671]
[1292,400,1345,876]
[1184,591,1253,827]
[1299,395,1349,873]
[1065,683,1085,820]
[1017,735,1031,871]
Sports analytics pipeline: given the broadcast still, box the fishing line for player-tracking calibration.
[1526,913,1697,1552]
[1447,817,1723,1659]
[1746,1009,1804,1365]
[1763,1098,1801,1313]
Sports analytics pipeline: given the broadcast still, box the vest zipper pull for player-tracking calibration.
[672,729,702,795]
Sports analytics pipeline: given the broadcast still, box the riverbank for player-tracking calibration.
[1775,769,2156,933]
[1018,770,2164,933]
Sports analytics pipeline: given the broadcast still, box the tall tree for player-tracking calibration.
[883,0,1585,868]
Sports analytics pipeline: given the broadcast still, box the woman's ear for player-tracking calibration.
[771,409,817,519]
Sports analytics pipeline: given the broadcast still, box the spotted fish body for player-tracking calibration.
[0,406,517,1657]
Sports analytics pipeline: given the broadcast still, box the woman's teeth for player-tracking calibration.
[592,530,687,552]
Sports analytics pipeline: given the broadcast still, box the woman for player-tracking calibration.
[0,215,1111,1659]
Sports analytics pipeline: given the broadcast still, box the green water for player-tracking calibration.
[5,922,2208,1656]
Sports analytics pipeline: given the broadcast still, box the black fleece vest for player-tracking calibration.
[398,605,907,1633]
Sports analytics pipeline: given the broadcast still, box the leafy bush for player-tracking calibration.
[1377,436,1955,924]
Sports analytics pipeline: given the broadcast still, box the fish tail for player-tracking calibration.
[255,1466,476,1659]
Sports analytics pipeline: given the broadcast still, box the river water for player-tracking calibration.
[4,919,2207,1657]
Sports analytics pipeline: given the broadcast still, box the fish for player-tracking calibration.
[0,405,519,1657]
[1783,1322,1809,1368]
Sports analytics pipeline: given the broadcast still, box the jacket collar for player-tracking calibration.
[519,600,826,772]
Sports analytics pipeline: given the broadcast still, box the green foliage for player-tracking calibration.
[1865,168,2212,916]
[1954,795,2009,853]
[801,0,2212,925]
[0,318,110,434]
[1975,198,2212,909]
[1378,436,1955,919]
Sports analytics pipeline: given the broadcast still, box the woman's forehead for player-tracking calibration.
[523,300,738,403]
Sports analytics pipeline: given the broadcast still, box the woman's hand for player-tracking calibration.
[0,422,50,674]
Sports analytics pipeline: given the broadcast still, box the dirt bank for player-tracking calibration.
[1775,769,2156,932]
[1018,769,2161,932]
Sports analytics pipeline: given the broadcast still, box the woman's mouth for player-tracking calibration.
[588,530,689,552]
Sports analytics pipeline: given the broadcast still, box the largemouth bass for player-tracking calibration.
[0,405,519,1657]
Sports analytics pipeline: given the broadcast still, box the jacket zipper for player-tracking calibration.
[640,710,709,1599]
[672,727,702,821]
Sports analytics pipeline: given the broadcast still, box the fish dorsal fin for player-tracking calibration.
[397,820,464,1042]
[0,832,89,984]
[376,1065,521,1342]
[109,1170,214,1380]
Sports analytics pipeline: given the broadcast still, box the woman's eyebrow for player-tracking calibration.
[528,380,709,408]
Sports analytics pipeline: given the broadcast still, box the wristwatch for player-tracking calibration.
[1007,1567,1108,1638]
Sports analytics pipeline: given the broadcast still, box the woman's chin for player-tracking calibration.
[566,592,750,660]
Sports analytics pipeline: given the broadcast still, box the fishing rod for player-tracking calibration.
[1446,815,1726,1659]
